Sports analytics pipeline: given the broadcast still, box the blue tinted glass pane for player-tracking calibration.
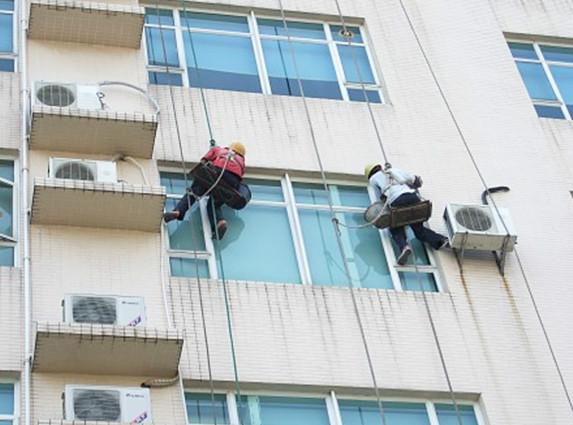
[258,397,329,425]
[245,179,284,202]
[0,383,14,415]
[338,45,375,84]
[534,104,565,119]
[161,172,189,195]
[0,15,13,53]
[516,62,557,100]
[218,206,301,283]
[145,8,174,25]
[435,404,478,425]
[170,257,209,278]
[0,246,13,267]
[293,183,369,207]
[149,72,183,86]
[399,272,437,292]
[0,182,13,237]
[339,400,430,425]
[0,59,13,72]
[550,65,573,107]
[145,27,179,66]
[348,89,382,103]
[166,198,205,251]
[0,0,13,10]
[333,185,370,208]
[0,160,14,181]
[339,212,392,289]
[181,12,249,33]
[262,40,342,100]
[541,45,573,63]
[293,183,329,205]
[186,393,228,424]
[185,32,261,93]
[299,210,348,287]
[508,42,538,60]
[331,25,363,43]
[258,19,325,39]
[0,421,12,425]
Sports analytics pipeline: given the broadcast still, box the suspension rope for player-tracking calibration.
[275,3,388,424]
[331,0,389,164]
[328,2,465,423]
[176,1,245,408]
[153,7,220,424]
[396,0,573,416]
[178,4,215,144]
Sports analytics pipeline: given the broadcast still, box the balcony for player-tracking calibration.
[30,82,159,158]
[31,177,166,232]
[28,0,145,49]
[33,322,184,377]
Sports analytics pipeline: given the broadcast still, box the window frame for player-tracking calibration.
[0,0,17,72]
[183,389,484,425]
[508,38,573,120]
[161,170,443,292]
[0,157,18,268]
[0,379,20,425]
[143,7,384,103]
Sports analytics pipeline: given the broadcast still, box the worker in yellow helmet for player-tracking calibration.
[164,142,247,240]
[365,163,449,265]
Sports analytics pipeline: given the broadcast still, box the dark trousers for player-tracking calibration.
[174,168,241,227]
[389,192,446,251]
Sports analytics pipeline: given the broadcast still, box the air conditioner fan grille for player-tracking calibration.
[455,207,493,231]
[55,162,95,181]
[36,84,75,107]
[72,296,117,325]
[73,389,121,422]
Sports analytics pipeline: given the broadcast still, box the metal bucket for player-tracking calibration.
[364,202,391,229]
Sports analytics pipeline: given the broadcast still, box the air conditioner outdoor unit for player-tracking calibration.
[64,385,152,423]
[63,295,146,327]
[444,203,517,252]
[34,81,102,110]
[49,157,117,183]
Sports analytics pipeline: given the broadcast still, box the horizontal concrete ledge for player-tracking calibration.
[33,321,184,377]
[28,0,145,48]
[31,178,166,232]
[30,105,158,158]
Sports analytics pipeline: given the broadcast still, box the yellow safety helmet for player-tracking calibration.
[364,163,378,179]
[230,142,246,156]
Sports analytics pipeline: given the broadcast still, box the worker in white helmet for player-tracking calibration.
[365,163,449,265]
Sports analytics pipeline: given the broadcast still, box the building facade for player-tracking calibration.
[1,0,573,423]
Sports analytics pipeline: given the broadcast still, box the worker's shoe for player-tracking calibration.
[163,211,180,223]
[438,238,450,250]
[397,245,412,265]
[212,219,227,240]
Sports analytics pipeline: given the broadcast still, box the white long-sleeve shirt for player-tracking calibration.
[368,167,416,205]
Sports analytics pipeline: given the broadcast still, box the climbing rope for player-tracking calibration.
[395,0,573,416]
[153,7,224,424]
[329,3,465,423]
[176,2,245,409]
[275,3,388,424]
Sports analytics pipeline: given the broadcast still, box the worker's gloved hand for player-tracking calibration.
[410,175,423,189]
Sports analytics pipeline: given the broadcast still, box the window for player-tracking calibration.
[509,41,573,120]
[0,381,17,425]
[144,8,382,102]
[184,392,483,425]
[0,0,14,72]
[185,392,229,424]
[161,172,442,292]
[0,160,15,267]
